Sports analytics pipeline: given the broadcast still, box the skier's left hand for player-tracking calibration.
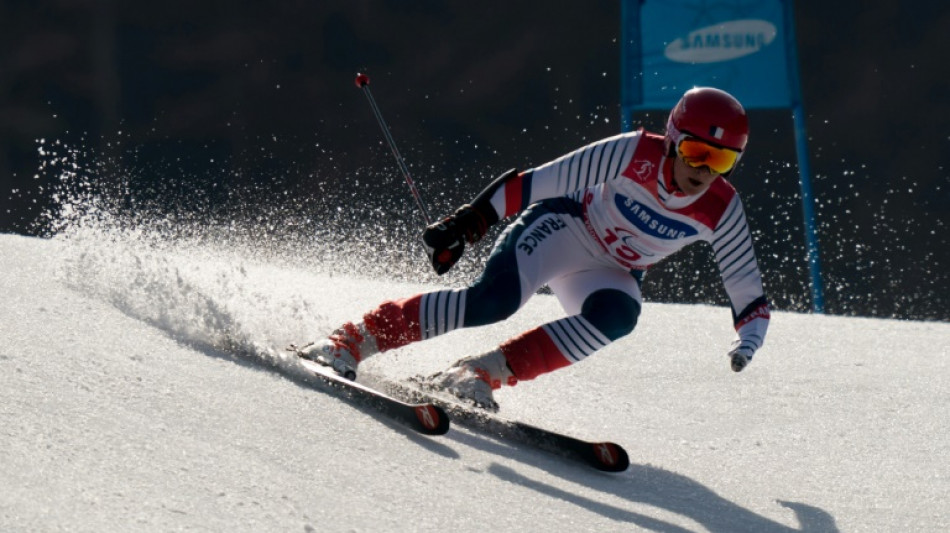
[728,346,754,372]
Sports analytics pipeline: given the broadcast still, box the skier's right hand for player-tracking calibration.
[728,345,754,372]
[422,205,489,275]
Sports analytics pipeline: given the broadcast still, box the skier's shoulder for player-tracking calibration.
[605,127,664,148]
[701,177,742,224]
[710,176,740,205]
[592,128,666,168]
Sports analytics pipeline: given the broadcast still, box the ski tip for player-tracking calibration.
[589,442,630,472]
[413,404,450,436]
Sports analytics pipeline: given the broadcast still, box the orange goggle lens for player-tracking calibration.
[677,138,740,174]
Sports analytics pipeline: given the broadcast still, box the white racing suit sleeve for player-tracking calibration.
[711,195,770,355]
[483,132,640,220]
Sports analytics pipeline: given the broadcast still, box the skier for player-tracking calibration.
[298,86,770,411]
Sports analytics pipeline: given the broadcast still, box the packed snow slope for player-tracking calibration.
[2,232,948,532]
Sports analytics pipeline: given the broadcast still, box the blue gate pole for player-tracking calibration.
[784,0,825,313]
[619,0,642,132]
[791,104,825,313]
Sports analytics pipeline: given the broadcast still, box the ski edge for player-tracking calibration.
[382,379,630,472]
[297,357,450,436]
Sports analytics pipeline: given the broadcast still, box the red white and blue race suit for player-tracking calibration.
[363,129,770,382]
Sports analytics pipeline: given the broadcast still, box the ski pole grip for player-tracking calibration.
[355,73,370,88]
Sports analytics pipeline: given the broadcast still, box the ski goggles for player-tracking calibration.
[676,136,740,175]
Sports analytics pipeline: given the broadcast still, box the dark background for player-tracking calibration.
[2,1,948,321]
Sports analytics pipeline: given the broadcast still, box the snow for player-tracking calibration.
[1,231,948,532]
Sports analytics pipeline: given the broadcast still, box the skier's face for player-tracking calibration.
[672,155,719,196]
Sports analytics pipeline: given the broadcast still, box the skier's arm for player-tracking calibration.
[711,196,771,371]
[421,169,516,275]
[479,132,640,221]
[422,132,640,275]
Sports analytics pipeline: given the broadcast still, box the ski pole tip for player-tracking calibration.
[355,73,370,88]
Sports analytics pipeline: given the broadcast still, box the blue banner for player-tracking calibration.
[620,0,825,313]
[624,0,791,110]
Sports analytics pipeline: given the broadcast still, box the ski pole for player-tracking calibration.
[354,72,433,225]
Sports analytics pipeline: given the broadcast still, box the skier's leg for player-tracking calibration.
[304,200,589,382]
[500,267,642,381]
[424,268,641,409]
[353,201,579,354]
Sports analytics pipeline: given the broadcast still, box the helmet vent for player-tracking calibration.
[710,126,725,140]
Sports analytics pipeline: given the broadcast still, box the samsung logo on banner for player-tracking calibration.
[664,19,777,63]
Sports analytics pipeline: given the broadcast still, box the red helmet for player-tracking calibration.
[666,87,748,152]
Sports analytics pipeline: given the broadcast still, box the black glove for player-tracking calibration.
[422,204,491,275]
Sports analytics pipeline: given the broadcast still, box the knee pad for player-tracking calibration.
[580,289,640,340]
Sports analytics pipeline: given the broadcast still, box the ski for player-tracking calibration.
[295,357,450,436]
[383,380,629,472]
